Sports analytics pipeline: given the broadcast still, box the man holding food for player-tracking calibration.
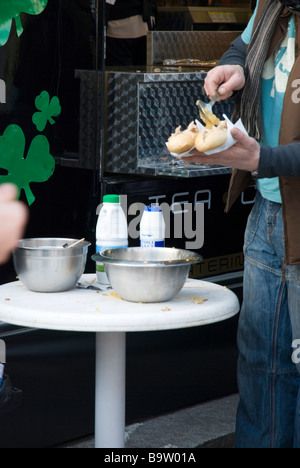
[183,0,300,448]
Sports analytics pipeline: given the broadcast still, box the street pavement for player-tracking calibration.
[56,393,239,449]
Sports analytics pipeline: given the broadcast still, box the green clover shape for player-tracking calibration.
[32,91,62,132]
[0,0,48,47]
[0,124,55,205]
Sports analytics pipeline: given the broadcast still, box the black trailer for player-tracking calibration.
[0,0,253,448]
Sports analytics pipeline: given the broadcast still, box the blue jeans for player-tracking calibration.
[235,191,300,448]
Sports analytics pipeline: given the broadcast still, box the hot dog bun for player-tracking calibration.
[195,120,228,153]
[167,122,199,154]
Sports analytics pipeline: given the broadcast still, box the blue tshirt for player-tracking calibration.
[242,3,295,204]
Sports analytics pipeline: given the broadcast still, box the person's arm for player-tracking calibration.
[218,35,247,71]
[150,0,157,29]
[0,184,28,264]
[258,143,300,178]
[204,37,247,100]
[182,128,300,180]
[204,5,256,100]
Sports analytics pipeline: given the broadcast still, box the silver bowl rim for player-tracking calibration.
[14,237,91,253]
[92,247,202,268]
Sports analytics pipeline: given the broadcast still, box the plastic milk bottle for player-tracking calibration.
[140,205,165,248]
[96,194,128,284]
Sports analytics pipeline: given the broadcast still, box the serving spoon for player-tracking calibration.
[196,91,221,126]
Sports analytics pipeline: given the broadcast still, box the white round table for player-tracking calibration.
[0,274,240,448]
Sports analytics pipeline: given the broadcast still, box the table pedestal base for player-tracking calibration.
[95,332,126,448]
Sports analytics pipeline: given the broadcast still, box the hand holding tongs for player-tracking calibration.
[196,90,221,126]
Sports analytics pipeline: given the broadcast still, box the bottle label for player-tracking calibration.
[140,239,165,248]
[95,244,128,275]
[96,244,128,253]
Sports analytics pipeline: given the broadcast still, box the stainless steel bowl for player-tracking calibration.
[92,247,202,303]
[13,238,91,293]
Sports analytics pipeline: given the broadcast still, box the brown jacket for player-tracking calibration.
[226,1,300,265]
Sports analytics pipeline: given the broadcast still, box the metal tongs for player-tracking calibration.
[196,91,221,126]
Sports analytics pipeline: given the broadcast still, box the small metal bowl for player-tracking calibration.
[13,238,91,293]
[92,247,202,303]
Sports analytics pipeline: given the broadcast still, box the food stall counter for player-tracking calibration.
[103,66,235,177]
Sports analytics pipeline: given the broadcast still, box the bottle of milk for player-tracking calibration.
[96,194,128,284]
[140,205,165,248]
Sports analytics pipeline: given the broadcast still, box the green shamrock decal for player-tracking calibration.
[0,0,48,47]
[32,91,61,132]
[0,124,55,205]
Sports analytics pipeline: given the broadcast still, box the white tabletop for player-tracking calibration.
[0,274,240,333]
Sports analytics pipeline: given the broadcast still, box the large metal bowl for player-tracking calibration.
[92,247,202,303]
[13,238,91,293]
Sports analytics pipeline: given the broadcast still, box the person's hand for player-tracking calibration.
[0,184,28,264]
[181,128,260,173]
[204,65,246,101]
